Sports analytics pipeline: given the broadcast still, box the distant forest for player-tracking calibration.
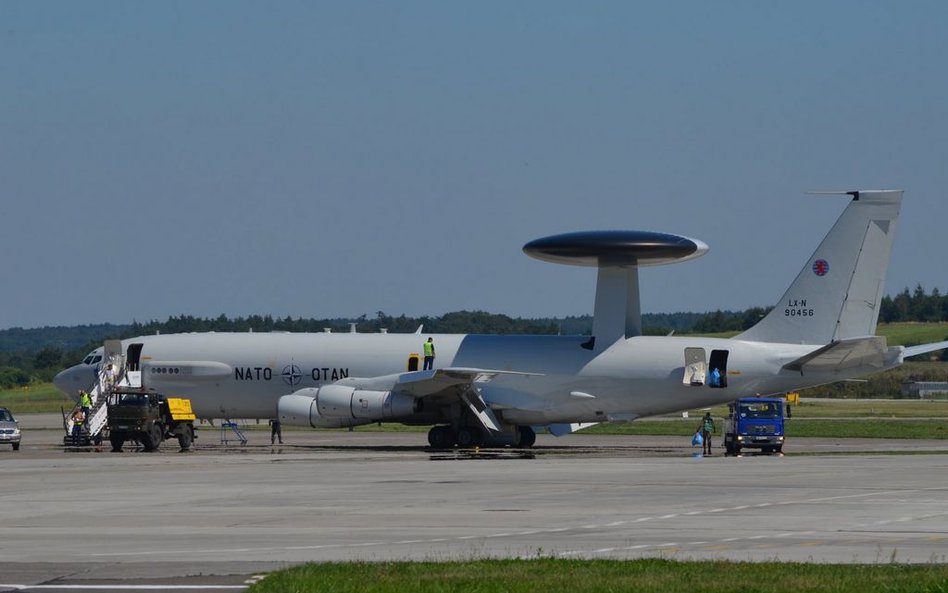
[1,285,946,389]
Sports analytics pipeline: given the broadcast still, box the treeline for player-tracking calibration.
[880,285,948,323]
[0,323,131,353]
[128,311,561,338]
[684,285,948,333]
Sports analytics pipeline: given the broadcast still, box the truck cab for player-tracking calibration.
[723,397,788,455]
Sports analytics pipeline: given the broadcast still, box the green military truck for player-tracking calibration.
[107,389,197,452]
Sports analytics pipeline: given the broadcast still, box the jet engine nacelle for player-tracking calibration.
[278,391,363,429]
[315,384,417,420]
[277,385,418,429]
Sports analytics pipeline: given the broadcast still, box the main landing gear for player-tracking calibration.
[427,425,535,449]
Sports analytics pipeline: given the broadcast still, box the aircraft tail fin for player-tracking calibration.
[736,190,902,345]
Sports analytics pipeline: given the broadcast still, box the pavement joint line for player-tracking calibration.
[82,490,943,561]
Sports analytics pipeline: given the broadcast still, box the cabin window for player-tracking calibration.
[708,349,729,388]
[683,347,707,386]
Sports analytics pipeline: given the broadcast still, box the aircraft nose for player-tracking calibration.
[53,365,94,397]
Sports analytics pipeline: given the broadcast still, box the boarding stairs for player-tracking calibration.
[64,364,123,445]
[220,421,248,445]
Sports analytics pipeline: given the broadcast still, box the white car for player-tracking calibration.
[0,407,21,451]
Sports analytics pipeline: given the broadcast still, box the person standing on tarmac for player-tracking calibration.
[422,337,436,370]
[71,407,86,446]
[270,419,283,445]
[698,412,715,455]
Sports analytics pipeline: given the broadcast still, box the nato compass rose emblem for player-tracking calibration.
[812,259,829,277]
[281,364,302,386]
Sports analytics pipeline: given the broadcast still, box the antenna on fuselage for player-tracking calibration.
[523,230,708,351]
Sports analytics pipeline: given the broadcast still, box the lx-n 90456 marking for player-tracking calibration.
[54,190,948,448]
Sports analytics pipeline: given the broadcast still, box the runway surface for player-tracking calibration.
[1,421,947,591]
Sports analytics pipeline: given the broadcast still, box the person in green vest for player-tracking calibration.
[422,337,436,370]
[697,412,715,455]
[79,389,93,419]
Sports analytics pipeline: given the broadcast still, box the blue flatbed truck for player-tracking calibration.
[723,397,790,455]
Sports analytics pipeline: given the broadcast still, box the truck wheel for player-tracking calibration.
[110,432,125,452]
[148,425,162,452]
[12,442,20,451]
[177,426,193,451]
[141,425,161,452]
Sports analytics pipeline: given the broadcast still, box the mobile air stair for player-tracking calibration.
[63,359,133,448]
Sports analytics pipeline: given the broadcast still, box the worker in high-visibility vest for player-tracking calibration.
[423,337,436,370]
[71,407,86,446]
[79,390,93,419]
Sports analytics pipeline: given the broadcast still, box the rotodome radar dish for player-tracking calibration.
[522,230,709,267]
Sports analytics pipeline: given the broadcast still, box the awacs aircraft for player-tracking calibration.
[54,190,948,448]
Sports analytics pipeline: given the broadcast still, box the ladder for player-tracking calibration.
[220,421,248,445]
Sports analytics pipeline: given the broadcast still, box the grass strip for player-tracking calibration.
[0,383,71,413]
[248,558,948,593]
[582,418,948,439]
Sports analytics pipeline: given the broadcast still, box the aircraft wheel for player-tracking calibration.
[517,426,536,448]
[427,426,455,449]
[456,427,481,448]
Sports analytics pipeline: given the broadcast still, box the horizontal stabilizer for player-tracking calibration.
[544,422,600,437]
[904,340,948,359]
[782,336,888,373]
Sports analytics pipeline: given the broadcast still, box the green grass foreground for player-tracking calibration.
[248,559,948,593]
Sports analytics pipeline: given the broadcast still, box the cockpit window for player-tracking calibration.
[91,355,102,364]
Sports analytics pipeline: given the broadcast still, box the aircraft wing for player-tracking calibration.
[393,367,542,397]
[904,340,948,359]
[393,367,543,432]
[782,336,890,374]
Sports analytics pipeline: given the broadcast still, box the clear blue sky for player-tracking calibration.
[2,1,946,329]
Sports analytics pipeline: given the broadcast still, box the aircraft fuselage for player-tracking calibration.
[76,331,887,425]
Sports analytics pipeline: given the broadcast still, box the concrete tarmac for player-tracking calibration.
[1,419,947,591]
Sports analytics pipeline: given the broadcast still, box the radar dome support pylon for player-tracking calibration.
[523,230,709,351]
